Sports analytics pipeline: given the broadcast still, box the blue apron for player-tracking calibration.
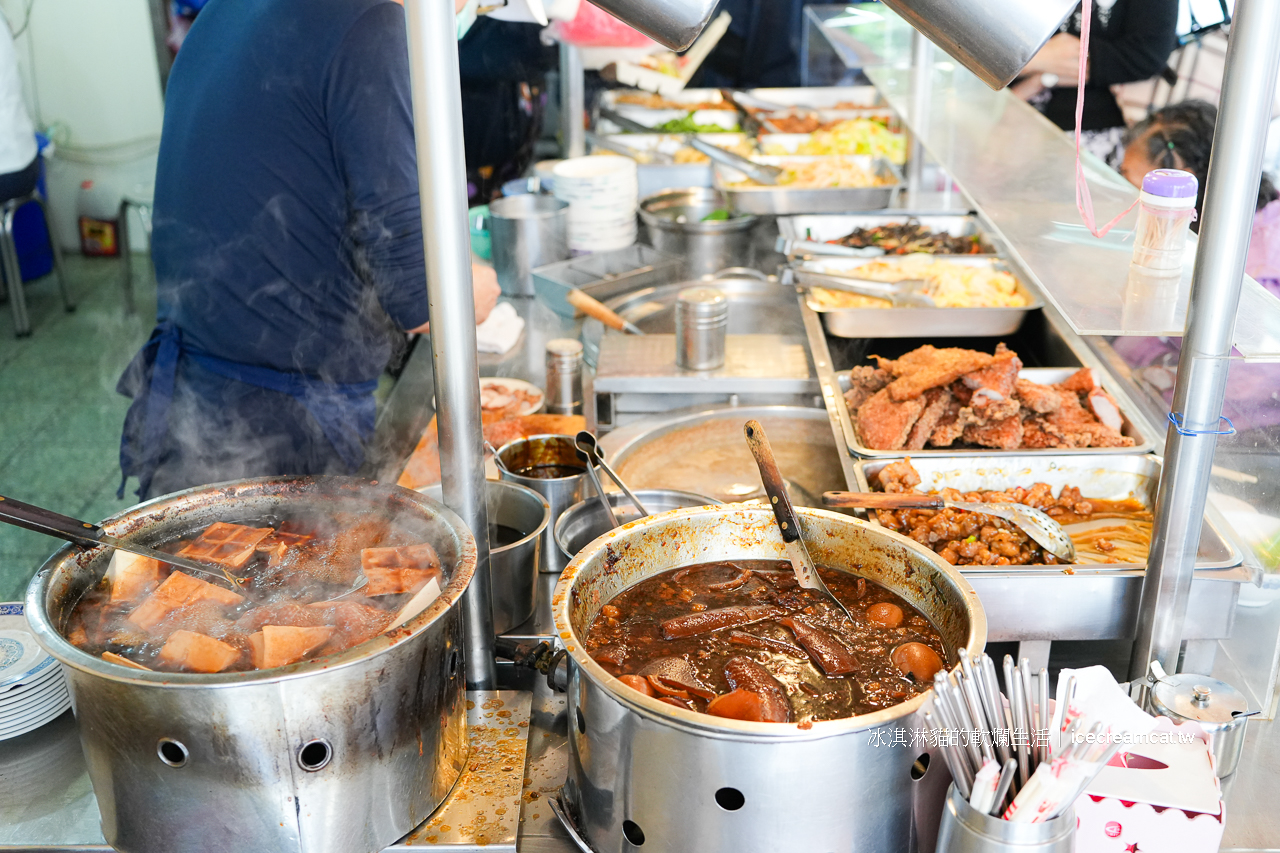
[117,321,378,499]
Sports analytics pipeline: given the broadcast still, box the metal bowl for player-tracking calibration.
[420,480,549,633]
[639,188,757,277]
[552,504,985,853]
[553,488,721,563]
[24,476,476,853]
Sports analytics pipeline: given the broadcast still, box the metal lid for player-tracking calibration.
[1142,168,1198,199]
[676,286,728,316]
[546,338,584,357]
[1150,672,1249,729]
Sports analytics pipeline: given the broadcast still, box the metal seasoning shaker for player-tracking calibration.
[674,286,728,371]
[545,338,584,415]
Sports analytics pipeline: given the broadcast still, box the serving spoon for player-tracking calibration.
[0,493,243,589]
[821,491,1077,562]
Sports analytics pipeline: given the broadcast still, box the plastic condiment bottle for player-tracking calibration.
[1129,168,1198,279]
[77,180,120,257]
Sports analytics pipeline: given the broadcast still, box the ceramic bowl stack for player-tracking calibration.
[1,603,70,740]
[552,156,639,254]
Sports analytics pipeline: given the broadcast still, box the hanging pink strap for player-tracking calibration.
[1074,0,1138,237]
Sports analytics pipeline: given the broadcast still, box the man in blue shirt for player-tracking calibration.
[118,0,499,500]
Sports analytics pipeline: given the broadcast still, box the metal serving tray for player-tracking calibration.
[742,86,883,109]
[836,367,1154,458]
[713,155,902,214]
[802,255,1042,338]
[532,245,684,319]
[778,213,994,251]
[853,454,1241,571]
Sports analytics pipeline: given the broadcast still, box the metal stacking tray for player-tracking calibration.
[853,454,1240,572]
[836,367,1154,458]
[532,245,684,319]
[713,155,902,214]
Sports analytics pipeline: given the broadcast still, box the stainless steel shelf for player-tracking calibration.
[819,10,1280,359]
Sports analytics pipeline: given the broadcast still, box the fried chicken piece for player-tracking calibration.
[962,413,1025,449]
[844,365,892,412]
[1046,392,1135,448]
[884,347,995,401]
[961,343,1022,403]
[876,458,922,493]
[905,389,953,450]
[1015,378,1064,414]
[857,388,926,450]
[1058,367,1098,394]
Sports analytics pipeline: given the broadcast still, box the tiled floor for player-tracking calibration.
[0,255,155,601]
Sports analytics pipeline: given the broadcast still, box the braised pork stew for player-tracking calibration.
[583,559,948,723]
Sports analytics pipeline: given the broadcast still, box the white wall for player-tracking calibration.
[2,0,163,251]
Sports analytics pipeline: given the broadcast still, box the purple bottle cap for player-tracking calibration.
[1142,168,1198,199]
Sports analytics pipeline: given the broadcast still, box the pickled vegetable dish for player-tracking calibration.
[65,516,445,674]
[583,560,948,724]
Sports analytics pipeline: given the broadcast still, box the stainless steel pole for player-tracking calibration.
[560,42,586,158]
[1129,0,1280,681]
[907,29,934,205]
[404,0,498,689]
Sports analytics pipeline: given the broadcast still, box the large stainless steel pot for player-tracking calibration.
[24,477,476,853]
[552,504,985,853]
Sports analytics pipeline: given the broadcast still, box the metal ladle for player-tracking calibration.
[821,491,1076,562]
[0,493,244,590]
[574,431,650,519]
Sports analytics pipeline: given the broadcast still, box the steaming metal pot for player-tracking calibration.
[25,477,476,853]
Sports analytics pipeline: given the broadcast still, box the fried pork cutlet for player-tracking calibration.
[1022,416,1066,449]
[1045,391,1134,448]
[969,396,1022,425]
[876,458,922,493]
[857,388,926,450]
[843,365,892,412]
[884,347,995,401]
[905,389,953,450]
[928,397,972,447]
[1015,378,1064,414]
[962,413,1025,449]
[1058,367,1099,394]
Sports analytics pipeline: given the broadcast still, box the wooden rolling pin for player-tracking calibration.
[566,289,644,335]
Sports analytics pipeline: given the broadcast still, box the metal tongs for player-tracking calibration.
[783,267,937,308]
[775,235,884,260]
[584,130,675,165]
[598,107,784,186]
[574,431,650,525]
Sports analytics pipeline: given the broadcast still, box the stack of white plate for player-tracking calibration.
[553,156,639,254]
[0,603,71,741]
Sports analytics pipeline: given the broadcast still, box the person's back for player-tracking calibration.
[0,12,38,199]
[153,0,427,385]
